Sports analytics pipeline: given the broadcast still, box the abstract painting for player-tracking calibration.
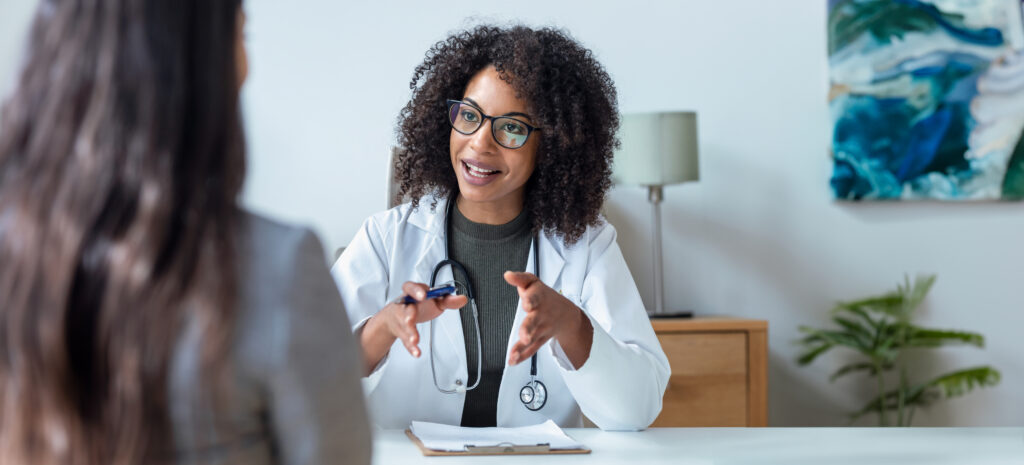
[829,0,1024,200]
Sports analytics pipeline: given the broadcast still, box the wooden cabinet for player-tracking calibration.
[651,317,767,427]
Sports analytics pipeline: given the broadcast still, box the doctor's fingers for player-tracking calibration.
[509,337,548,366]
[517,314,555,349]
[389,304,422,357]
[503,271,539,289]
[517,285,544,312]
[402,281,430,301]
[438,294,468,310]
[412,296,454,323]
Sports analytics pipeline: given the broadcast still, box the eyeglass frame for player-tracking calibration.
[445,99,542,149]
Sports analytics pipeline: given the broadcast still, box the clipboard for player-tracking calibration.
[405,429,591,456]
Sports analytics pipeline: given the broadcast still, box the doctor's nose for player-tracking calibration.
[468,119,497,153]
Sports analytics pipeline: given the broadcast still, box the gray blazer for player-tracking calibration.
[168,213,371,465]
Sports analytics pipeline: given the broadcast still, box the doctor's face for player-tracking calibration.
[449,66,539,215]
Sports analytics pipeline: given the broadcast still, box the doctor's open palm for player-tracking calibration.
[504,271,593,370]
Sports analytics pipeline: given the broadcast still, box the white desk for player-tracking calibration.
[372,427,1024,464]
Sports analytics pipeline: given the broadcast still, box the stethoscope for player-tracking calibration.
[427,195,547,412]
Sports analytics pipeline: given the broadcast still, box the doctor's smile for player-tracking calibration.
[460,159,501,185]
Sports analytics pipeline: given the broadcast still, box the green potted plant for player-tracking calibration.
[797,274,1001,426]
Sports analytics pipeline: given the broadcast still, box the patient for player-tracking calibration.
[0,1,369,464]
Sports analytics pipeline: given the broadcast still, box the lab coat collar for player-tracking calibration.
[405,194,447,238]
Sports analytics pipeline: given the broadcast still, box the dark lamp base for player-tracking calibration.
[648,311,694,319]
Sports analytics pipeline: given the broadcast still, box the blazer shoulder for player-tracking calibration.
[238,211,328,308]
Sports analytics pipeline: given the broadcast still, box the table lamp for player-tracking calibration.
[613,112,699,316]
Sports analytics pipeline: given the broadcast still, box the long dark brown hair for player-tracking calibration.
[0,0,245,463]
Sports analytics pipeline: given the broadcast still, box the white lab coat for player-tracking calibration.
[330,196,670,431]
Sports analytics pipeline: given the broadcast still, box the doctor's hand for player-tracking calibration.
[359,281,467,375]
[504,271,593,370]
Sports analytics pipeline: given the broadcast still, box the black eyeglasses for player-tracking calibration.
[446,99,541,149]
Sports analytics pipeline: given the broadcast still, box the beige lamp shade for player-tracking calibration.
[613,112,700,186]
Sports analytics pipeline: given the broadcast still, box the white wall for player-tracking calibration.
[1,0,1021,426]
[0,0,33,100]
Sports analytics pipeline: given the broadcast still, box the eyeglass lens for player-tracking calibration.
[448,101,530,149]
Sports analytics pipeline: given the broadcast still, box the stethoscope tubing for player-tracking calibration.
[428,195,542,406]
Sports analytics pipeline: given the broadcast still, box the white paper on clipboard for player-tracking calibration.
[409,419,584,452]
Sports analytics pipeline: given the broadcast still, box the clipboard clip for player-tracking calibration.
[464,442,551,454]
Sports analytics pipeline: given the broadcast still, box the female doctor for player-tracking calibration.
[332,25,669,431]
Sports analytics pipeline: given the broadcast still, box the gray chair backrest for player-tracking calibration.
[387,146,401,209]
[336,147,404,262]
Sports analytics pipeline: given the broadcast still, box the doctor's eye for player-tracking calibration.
[499,120,526,135]
[460,110,480,123]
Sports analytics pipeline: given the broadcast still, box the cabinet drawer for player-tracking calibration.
[658,332,746,376]
[653,332,748,427]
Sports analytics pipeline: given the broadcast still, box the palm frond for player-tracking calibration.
[872,326,902,365]
[834,293,904,317]
[832,304,880,331]
[797,327,874,355]
[905,327,984,349]
[850,385,938,423]
[829,362,884,382]
[796,342,832,366]
[831,316,875,347]
[900,274,936,317]
[849,366,1001,423]
[922,366,1001,399]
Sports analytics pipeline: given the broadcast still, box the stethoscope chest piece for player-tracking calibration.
[520,379,547,411]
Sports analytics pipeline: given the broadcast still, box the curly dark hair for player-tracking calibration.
[395,25,619,245]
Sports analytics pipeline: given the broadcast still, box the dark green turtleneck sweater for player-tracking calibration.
[450,205,532,427]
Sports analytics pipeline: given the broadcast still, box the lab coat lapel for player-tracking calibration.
[406,198,468,388]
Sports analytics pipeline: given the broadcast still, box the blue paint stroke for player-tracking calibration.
[871,51,986,85]
[893,0,1004,46]
[831,95,974,199]
[896,107,952,182]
